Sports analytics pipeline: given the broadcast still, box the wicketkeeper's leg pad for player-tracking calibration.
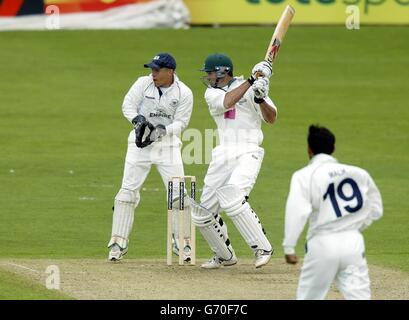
[216,184,272,252]
[191,199,234,261]
[108,188,140,249]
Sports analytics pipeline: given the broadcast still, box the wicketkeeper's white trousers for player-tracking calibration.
[121,138,184,192]
[109,134,186,250]
[297,230,371,300]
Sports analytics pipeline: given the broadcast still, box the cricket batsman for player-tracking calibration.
[191,53,277,268]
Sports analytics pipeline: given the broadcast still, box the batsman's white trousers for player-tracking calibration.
[121,138,184,198]
[297,230,370,300]
[200,144,264,212]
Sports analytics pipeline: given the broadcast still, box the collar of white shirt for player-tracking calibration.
[221,76,243,90]
[309,153,338,166]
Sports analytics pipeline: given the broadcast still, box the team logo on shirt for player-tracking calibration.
[149,111,172,119]
[170,99,179,108]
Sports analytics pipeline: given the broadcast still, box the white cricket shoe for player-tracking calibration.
[254,249,273,268]
[201,254,237,269]
[108,244,128,261]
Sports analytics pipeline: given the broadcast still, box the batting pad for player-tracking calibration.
[191,200,234,261]
[108,188,140,249]
[216,185,272,252]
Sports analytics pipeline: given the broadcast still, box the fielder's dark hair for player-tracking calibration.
[308,124,335,155]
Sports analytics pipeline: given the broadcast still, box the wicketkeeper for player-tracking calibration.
[107,53,193,261]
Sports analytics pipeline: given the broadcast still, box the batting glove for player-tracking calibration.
[252,61,273,79]
[252,77,269,102]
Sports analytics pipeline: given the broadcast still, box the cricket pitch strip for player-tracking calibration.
[1,258,408,300]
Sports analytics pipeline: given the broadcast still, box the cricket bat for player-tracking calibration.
[263,5,295,66]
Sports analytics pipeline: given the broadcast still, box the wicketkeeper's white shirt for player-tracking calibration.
[283,154,383,255]
[122,74,193,146]
[204,76,277,146]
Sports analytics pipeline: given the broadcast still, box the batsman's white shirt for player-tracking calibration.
[283,153,383,299]
[201,77,277,211]
[205,76,276,146]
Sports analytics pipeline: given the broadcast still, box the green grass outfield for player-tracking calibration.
[0,27,408,297]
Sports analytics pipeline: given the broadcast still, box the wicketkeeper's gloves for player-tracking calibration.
[148,124,167,142]
[132,115,167,148]
[132,115,154,148]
